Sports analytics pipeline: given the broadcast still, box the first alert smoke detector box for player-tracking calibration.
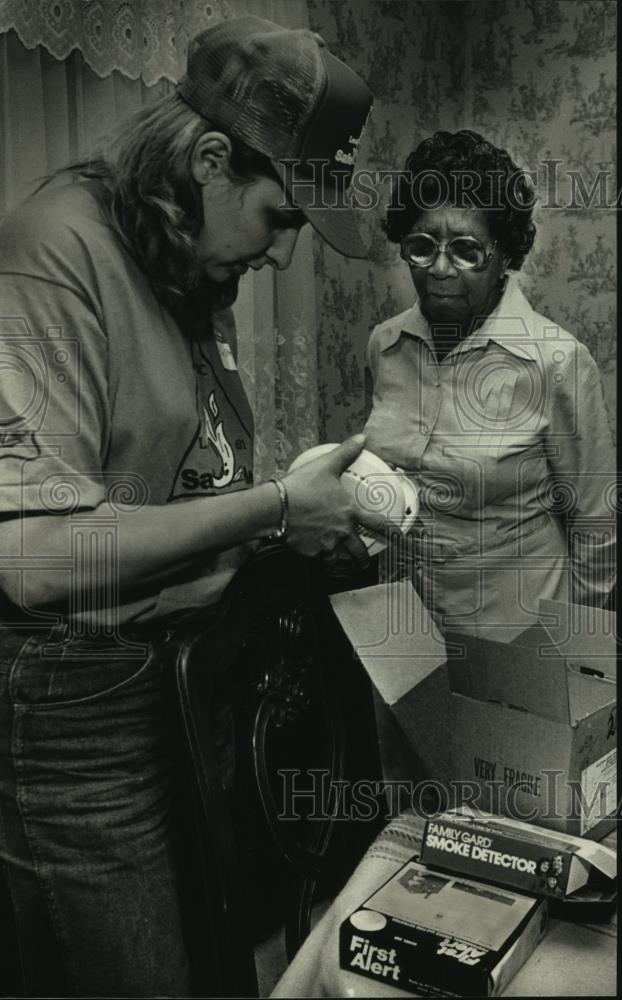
[420,809,617,901]
[330,585,616,838]
[339,860,547,997]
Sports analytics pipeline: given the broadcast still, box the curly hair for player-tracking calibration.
[383,130,536,269]
[59,93,277,325]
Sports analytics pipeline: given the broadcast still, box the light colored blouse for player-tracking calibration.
[364,275,615,640]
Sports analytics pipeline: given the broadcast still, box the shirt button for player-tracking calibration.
[421,423,428,433]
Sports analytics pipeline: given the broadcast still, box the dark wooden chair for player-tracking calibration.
[162,544,383,998]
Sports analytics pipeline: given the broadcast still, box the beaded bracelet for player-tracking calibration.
[268,476,289,541]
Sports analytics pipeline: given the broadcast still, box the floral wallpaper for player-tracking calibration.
[307,0,616,440]
[466,0,616,431]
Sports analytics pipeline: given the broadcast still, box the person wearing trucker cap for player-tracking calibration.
[0,17,382,997]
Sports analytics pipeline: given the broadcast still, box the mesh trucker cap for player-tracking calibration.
[176,16,373,258]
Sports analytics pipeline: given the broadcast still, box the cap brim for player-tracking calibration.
[273,161,370,259]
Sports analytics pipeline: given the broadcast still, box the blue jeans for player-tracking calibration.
[0,626,195,997]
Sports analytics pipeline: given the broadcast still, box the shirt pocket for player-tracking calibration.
[474,376,519,454]
[478,362,546,447]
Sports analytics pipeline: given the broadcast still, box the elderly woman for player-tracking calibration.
[364,130,615,639]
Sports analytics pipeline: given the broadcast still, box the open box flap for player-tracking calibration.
[445,630,572,724]
[509,618,615,724]
[330,581,446,706]
[446,807,617,883]
[574,837,618,880]
[566,671,616,723]
[537,599,616,679]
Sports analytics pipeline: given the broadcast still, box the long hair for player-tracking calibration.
[62,93,276,327]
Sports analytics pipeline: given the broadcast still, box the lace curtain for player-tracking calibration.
[0,0,234,86]
[0,0,319,479]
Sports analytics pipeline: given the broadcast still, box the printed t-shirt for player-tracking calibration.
[0,180,255,627]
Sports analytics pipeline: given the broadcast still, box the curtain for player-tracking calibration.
[229,0,320,478]
[0,0,319,481]
[0,29,173,213]
[0,1,233,86]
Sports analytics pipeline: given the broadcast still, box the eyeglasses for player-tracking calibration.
[400,233,498,271]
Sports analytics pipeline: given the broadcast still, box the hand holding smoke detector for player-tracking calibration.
[288,443,419,556]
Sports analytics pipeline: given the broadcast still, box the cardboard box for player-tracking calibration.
[420,809,617,899]
[330,585,617,837]
[445,597,616,838]
[330,581,452,784]
[340,860,547,996]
